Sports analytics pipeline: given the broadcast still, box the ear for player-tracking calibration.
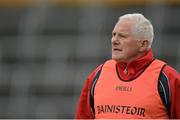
[139,39,149,52]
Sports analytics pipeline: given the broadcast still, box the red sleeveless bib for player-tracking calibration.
[94,59,169,119]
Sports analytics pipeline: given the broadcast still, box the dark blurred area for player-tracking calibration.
[0,0,179,118]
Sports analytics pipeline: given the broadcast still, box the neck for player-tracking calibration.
[115,49,154,80]
[117,51,149,64]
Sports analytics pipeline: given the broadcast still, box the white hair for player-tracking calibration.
[119,13,154,49]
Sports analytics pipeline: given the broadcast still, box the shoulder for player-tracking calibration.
[155,59,179,80]
[88,64,103,80]
[161,65,180,118]
[87,60,113,80]
[86,59,116,87]
[162,65,180,81]
[161,64,180,92]
[85,64,104,89]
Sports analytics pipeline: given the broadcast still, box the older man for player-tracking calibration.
[75,13,180,119]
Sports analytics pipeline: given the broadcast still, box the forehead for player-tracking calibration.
[113,19,134,33]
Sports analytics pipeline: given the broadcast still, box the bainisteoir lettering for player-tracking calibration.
[96,105,145,117]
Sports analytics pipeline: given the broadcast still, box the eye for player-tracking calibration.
[119,34,125,37]
[112,32,116,37]
[118,33,127,38]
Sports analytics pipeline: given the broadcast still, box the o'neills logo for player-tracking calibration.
[96,105,145,117]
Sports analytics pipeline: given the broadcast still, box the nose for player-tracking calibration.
[112,35,120,45]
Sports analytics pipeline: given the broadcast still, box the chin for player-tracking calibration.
[112,55,125,62]
[112,56,120,61]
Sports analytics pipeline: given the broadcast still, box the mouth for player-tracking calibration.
[113,48,122,52]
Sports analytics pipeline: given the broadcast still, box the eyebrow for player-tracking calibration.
[112,31,129,35]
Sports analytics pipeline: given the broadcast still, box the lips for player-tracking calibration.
[113,48,122,51]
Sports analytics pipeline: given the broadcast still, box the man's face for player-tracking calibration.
[111,20,141,62]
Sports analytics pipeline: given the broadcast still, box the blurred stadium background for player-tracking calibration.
[0,0,179,118]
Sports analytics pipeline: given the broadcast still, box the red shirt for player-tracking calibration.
[75,49,180,119]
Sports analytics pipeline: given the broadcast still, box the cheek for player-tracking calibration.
[124,42,139,53]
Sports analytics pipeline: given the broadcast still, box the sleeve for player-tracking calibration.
[162,65,180,119]
[75,64,103,119]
